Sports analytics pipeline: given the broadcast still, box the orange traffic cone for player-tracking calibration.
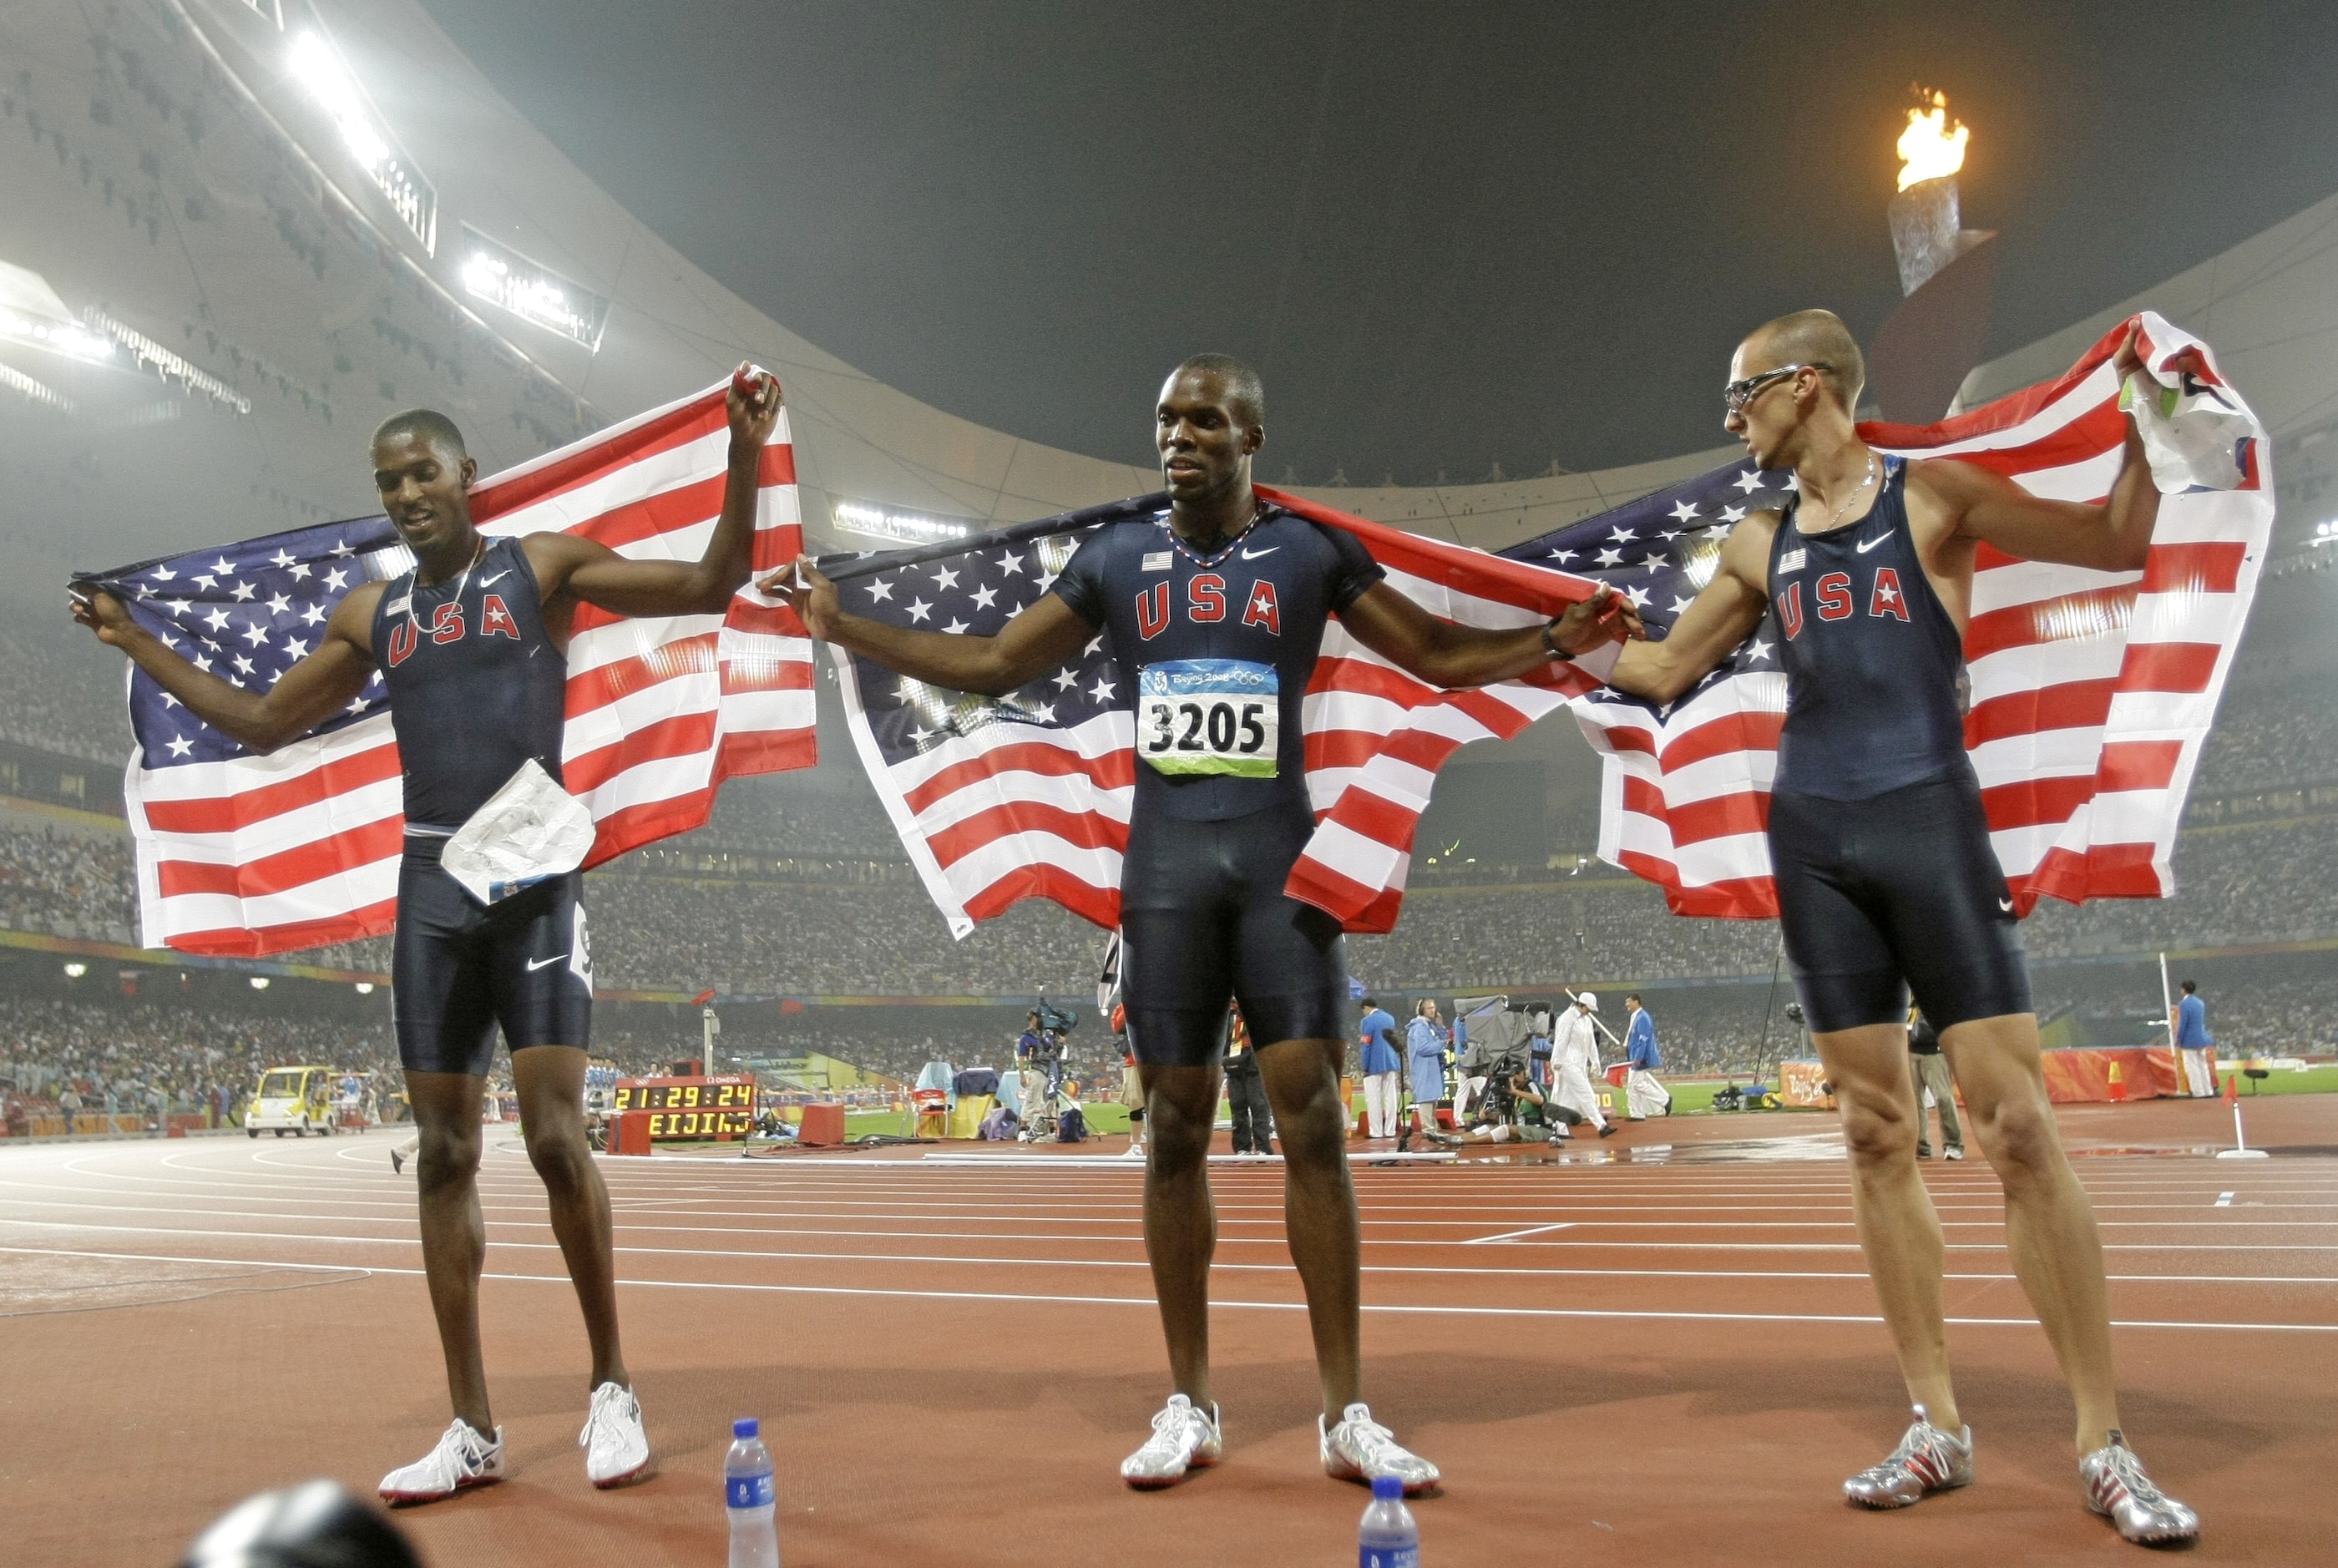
[2107,1060,2127,1102]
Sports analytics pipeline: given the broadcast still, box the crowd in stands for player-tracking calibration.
[2189,685,2338,794]
[0,630,134,766]
[0,827,137,943]
[0,995,398,1128]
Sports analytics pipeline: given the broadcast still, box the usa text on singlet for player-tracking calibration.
[370,536,569,832]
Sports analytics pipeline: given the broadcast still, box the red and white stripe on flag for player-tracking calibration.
[125,381,813,956]
[1572,311,2270,918]
[837,488,1605,938]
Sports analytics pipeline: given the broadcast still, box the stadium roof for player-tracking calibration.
[2,0,2335,591]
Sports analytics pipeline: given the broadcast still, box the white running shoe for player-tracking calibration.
[1121,1143,1146,1158]
[1320,1403,1440,1495]
[1120,1394,1222,1489]
[379,1419,504,1505]
[579,1381,654,1489]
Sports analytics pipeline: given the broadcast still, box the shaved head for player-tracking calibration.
[372,407,468,458]
[1741,311,1865,411]
[1169,353,1265,429]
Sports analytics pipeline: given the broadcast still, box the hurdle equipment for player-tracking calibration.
[2215,1074,2269,1161]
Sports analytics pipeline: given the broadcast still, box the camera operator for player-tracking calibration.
[1428,1065,1577,1146]
[1016,1007,1068,1141]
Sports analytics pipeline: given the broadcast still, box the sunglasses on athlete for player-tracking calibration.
[1723,362,1832,415]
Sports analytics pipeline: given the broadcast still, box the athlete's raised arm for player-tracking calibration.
[770,558,1093,697]
[1335,577,1641,689]
[524,365,782,618]
[68,581,382,755]
[1604,514,1775,705]
[1910,326,2158,575]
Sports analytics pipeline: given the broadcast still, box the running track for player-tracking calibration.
[2,1097,2329,1565]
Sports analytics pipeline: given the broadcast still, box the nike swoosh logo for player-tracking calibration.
[1239,545,1279,559]
[1855,535,1889,554]
[479,571,509,587]
[526,953,569,971]
[1997,898,2014,913]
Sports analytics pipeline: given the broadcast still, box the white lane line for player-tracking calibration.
[1466,1223,1578,1244]
[7,1226,2330,1288]
[3,1244,2331,1334]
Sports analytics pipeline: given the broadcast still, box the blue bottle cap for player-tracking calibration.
[733,1417,759,1439]
[1372,1474,1403,1500]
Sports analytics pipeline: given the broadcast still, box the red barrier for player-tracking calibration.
[611,1111,653,1156]
[2038,1047,2203,1104]
[797,1103,846,1146]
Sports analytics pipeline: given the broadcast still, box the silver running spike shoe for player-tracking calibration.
[1843,1404,1973,1509]
[1321,1402,1440,1495]
[2081,1431,2199,1545]
[1120,1394,1222,1489]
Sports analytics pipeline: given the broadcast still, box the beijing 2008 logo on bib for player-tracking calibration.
[1136,659,1278,778]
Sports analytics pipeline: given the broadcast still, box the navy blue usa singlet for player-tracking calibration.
[371,535,569,831]
[1766,457,1968,801]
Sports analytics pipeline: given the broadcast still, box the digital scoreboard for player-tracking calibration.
[611,1075,757,1140]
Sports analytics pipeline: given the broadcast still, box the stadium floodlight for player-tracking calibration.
[250,976,271,989]
[63,962,87,979]
[288,31,438,254]
[459,225,610,351]
[832,499,977,549]
[2315,521,2338,546]
[355,982,375,994]
[0,259,114,366]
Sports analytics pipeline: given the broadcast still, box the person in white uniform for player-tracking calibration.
[1550,992,1616,1138]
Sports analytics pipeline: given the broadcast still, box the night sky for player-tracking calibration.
[420,0,2338,484]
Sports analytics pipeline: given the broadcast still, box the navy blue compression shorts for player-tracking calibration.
[1119,801,1351,1067]
[1766,766,2032,1035]
[392,835,594,1076]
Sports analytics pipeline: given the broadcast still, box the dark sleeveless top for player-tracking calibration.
[1765,458,1970,801]
[370,535,568,832]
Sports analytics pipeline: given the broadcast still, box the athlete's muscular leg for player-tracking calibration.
[407,1069,493,1433]
[1814,1024,1960,1432]
[1256,1037,1364,1422]
[513,1045,630,1393]
[1138,1064,1223,1411]
[1941,1014,2120,1454]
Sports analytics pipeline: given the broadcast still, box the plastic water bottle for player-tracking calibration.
[726,1417,779,1568]
[1359,1474,1419,1567]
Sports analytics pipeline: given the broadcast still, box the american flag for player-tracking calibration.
[85,381,812,957]
[1561,311,2270,917]
[838,311,2265,940]
[828,489,1607,938]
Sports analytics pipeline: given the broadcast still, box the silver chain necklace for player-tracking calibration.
[407,535,488,631]
[1804,450,1878,532]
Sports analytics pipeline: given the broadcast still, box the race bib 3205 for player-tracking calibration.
[1137,659,1278,778]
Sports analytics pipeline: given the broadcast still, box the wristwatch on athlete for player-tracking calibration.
[1542,617,1622,682]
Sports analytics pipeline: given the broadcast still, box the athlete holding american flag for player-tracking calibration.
[70,367,786,1505]
[1601,309,2196,1545]
[778,355,1636,1495]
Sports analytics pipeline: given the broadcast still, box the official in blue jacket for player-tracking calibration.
[1404,999,1450,1146]
[2174,981,2216,1097]
[1622,994,1672,1120]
